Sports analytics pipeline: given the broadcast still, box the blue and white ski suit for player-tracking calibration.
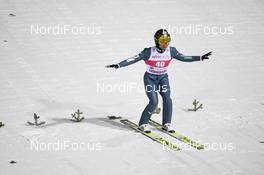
[118,46,201,126]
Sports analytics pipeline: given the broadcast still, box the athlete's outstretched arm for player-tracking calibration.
[106,48,150,69]
[170,47,212,62]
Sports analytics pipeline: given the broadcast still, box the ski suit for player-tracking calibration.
[118,46,201,126]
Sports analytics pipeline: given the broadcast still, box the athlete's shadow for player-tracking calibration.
[43,117,129,131]
[35,98,130,131]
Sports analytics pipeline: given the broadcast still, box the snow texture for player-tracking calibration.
[0,0,264,175]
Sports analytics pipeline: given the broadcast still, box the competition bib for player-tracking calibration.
[144,47,172,75]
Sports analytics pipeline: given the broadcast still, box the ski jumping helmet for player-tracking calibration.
[154,29,171,52]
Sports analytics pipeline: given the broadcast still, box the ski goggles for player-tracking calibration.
[158,34,171,45]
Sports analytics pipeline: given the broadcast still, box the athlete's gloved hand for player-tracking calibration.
[105,64,120,69]
[201,52,212,61]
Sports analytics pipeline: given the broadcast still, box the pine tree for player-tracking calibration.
[27,113,46,126]
[0,122,4,128]
[71,109,85,122]
[188,99,203,111]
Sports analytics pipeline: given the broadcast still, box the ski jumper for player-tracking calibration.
[118,46,201,126]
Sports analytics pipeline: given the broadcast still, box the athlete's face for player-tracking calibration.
[157,34,170,50]
[159,42,169,50]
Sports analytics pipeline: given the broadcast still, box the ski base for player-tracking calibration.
[149,119,205,150]
[108,116,180,151]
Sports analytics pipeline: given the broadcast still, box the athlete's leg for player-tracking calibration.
[139,72,158,126]
[159,74,172,125]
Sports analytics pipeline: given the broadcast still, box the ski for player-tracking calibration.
[149,119,205,150]
[108,116,180,151]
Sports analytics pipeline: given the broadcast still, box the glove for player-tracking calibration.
[105,64,120,69]
[201,52,212,61]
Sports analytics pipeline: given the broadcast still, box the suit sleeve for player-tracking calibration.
[170,47,201,62]
[118,48,151,68]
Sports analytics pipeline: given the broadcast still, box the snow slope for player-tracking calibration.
[0,0,264,174]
